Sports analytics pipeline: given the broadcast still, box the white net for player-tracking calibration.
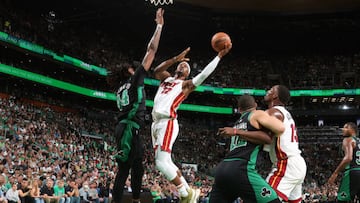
[145,0,173,6]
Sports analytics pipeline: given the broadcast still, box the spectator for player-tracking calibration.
[0,189,7,203]
[54,180,69,203]
[18,178,33,203]
[78,181,90,203]
[65,180,80,203]
[97,182,109,203]
[40,179,58,203]
[30,179,44,203]
[0,174,7,203]
[87,182,99,203]
[150,182,163,203]
[5,184,20,203]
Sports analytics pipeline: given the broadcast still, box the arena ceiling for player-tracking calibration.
[11,0,360,16]
[175,0,360,14]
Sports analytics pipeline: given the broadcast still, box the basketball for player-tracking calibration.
[211,32,231,52]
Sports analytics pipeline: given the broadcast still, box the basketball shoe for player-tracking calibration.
[180,188,195,203]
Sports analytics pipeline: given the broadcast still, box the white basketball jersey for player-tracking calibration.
[152,77,186,120]
[269,106,302,163]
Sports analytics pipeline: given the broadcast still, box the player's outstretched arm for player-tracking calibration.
[142,8,164,71]
[153,47,190,81]
[182,43,232,96]
[191,43,232,87]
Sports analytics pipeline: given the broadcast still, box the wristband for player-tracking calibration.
[233,128,237,136]
[157,24,163,29]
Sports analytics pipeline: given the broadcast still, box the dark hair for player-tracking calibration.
[238,94,256,112]
[346,122,358,135]
[106,62,132,90]
[277,85,291,105]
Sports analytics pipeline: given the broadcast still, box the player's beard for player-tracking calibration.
[175,71,184,77]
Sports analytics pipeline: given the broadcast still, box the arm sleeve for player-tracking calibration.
[192,56,220,86]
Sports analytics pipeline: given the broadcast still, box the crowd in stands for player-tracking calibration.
[1,1,360,91]
[0,91,352,203]
[0,93,214,203]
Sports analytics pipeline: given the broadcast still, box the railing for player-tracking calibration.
[298,126,342,143]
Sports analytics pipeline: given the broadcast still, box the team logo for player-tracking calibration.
[261,187,271,197]
[160,81,179,94]
[340,191,347,198]
[117,150,124,157]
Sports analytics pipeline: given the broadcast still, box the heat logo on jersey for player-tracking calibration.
[160,81,179,94]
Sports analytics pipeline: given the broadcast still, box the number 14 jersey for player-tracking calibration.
[268,106,302,164]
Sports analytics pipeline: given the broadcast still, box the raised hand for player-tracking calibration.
[174,47,191,62]
[155,8,164,26]
[218,43,232,58]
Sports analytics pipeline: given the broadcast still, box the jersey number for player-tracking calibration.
[117,89,129,111]
[161,82,177,94]
[290,124,298,143]
[230,136,247,151]
[356,151,360,165]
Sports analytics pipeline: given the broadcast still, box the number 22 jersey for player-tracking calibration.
[152,77,186,121]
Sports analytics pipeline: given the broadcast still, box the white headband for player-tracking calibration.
[179,61,191,75]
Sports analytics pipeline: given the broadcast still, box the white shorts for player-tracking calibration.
[151,118,179,153]
[266,155,307,202]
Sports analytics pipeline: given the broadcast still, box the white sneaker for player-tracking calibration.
[180,188,194,203]
[189,188,199,203]
[194,188,201,202]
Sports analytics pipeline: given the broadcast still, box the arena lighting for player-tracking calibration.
[0,63,233,114]
[0,31,108,76]
[0,63,115,100]
[1,31,360,97]
[341,105,350,110]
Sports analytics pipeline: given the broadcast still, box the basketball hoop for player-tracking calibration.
[145,0,173,6]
